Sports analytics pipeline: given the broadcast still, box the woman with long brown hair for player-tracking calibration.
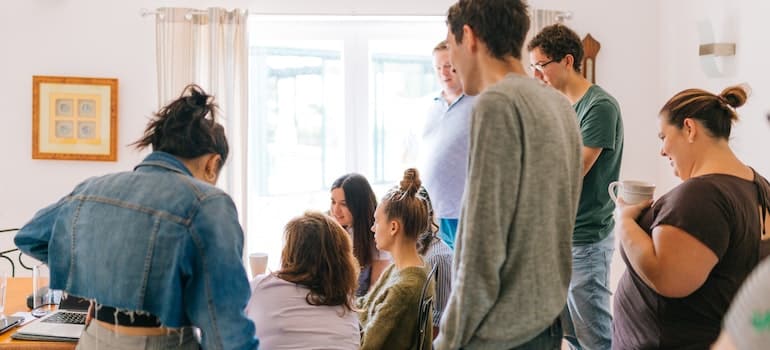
[246,211,360,349]
[330,173,391,296]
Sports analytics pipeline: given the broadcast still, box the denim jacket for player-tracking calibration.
[15,151,259,350]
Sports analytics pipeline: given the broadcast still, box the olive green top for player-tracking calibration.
[357,264,433,350]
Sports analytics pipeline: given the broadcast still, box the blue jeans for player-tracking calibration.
[438,218,458,250]
[562,232,614,350]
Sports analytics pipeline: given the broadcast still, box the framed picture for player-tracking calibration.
[32,76,118,161]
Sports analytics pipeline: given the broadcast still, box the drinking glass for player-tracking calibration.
[32,264,54,317]
[0,272,7,317]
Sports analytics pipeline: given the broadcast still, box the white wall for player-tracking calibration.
[0,1,159,269]
[531,0,662,187]
[657,0,770,192]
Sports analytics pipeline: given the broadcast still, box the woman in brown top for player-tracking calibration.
[613,84,770,349]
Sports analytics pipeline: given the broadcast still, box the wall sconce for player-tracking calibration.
[699,43,736,56]
[697,20,736,77]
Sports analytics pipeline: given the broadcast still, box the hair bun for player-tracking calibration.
[187,86,210,108]
[719,84,749,110]
[399,168,421,196]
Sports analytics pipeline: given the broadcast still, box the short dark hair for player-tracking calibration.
[134,84,228,169]
[527,24,584,72]
[660,85,748,139]
[446,0,530,60]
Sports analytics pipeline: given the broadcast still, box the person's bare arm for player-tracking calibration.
[581,146,602,177]
[616,200,718,297]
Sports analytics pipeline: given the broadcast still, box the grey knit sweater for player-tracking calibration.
[435,73,583,349]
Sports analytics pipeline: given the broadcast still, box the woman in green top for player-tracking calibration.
[357,168,434,350]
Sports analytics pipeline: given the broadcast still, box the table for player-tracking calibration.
[0,278,75,349]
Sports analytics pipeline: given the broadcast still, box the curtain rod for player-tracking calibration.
[139,8,445,19]
[140,7,570,19]
[141,8,210,20]
[554,11,573,22]
[532,9,573,22]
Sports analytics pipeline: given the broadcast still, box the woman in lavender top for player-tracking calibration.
[246,211,360,350]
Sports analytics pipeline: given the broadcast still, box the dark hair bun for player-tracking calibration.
[188,87,209,108]
[133,84,229,165]
[399,168,421,196]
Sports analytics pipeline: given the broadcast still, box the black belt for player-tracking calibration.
[93,305,162,327]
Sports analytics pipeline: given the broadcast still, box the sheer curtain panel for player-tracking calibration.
[523,9,569,71]
[155,7,249,229]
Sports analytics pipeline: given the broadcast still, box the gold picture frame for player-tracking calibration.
[32,76,118,161]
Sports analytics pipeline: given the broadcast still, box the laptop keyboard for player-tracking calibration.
[41,312,86,325]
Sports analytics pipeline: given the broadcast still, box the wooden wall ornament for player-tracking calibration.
[581,34,600,84]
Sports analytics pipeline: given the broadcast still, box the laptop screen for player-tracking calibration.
[58,294,90,311]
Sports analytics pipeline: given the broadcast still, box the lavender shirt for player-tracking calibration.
[247,274,360,350]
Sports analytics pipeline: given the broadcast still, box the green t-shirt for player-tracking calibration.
[573,85,623,245]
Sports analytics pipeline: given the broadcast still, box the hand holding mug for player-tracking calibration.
[609,180,656,222]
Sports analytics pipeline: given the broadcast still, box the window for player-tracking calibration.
[247,17,444,265]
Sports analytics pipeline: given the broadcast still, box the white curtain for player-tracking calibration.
[531,9,564,35]
[523,9,568,73]
[155,7,249,228]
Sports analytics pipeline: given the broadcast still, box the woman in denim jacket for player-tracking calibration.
[15,85,259,350]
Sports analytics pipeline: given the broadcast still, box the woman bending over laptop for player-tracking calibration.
[357,168,434,350]
[15,85,258,350]
[246,211,360,349]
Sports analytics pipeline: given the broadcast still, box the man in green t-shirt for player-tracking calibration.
[528,24,623,350]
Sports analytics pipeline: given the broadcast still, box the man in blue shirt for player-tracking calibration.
[419,40,475,249]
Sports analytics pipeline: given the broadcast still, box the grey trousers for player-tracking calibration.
[76,321,199,350]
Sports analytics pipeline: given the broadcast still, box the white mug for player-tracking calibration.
[608,180,656,205]
[248,253,269,278]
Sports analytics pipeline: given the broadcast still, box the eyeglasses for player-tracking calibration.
[529,59,556,73]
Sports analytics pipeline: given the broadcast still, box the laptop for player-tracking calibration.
[12,293,90,342]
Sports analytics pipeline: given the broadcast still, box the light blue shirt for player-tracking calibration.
[419,92,475,219]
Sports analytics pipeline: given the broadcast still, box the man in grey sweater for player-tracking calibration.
[434,1,583,349]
